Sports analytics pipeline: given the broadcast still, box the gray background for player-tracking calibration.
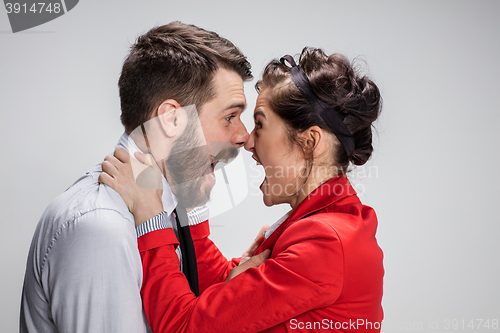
[1,0,499,332]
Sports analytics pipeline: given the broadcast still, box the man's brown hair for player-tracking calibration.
[119,21,253,134]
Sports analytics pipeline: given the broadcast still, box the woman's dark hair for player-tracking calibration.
[119,21,253,134]
[256,47,381,173]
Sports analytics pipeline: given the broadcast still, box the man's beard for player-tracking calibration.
[164,116,239,209]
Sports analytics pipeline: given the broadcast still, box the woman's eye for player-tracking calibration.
[255,121,262,129]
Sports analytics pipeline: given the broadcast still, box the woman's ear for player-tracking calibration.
[300,126,322,152]
[156,99,185,138]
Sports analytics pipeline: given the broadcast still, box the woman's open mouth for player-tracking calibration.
[251,154,267,190]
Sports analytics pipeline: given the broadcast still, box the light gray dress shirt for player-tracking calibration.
[20,133,208,333]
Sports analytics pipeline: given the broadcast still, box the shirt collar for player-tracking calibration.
[115,132,178,216]
[263,211,290,240]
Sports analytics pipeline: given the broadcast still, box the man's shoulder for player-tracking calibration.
[38,163,134,240]
[24,162,141,284]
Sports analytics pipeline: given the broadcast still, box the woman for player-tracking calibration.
[100,47,384,332]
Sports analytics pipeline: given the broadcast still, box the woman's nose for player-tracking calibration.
[244,130,255,152]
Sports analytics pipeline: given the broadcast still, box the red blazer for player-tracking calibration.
[138,176,384,332]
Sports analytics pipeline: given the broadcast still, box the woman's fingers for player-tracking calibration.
[135,151,147,165]
[102,156,120,177]
[114,147,131,164]
[135,151,157,170]
[104,153,122,167]
[255,225,270,243]
[226,249,271,281]
[101,150,133,183]
[98,171,115,187]
[240,225,270,261]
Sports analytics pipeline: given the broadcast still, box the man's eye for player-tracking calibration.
[225,115,235,123]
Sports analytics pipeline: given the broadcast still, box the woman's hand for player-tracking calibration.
[226,249,271,282]
[225,225,271,282]
[240,225,270,263]
[99,147,164,227]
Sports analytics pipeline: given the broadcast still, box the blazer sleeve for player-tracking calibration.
[139,217,344,333]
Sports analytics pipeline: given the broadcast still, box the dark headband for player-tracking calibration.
[280,55,355,157]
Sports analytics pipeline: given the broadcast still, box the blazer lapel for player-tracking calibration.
[253,176,355,256]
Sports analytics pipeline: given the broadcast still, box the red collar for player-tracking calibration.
[255,176,357,255]
[287,175,356,223]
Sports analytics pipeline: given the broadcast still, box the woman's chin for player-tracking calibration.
[260,178,296,207]
[260,178,273,206]
[263,197,274,207]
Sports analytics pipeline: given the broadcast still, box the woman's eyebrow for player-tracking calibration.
[254,110,266,120]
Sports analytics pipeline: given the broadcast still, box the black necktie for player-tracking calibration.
[173,205,200,297]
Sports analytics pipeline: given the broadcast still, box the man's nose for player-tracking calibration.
[233,121,249,147]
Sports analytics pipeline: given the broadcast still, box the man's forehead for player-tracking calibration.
[211,68,247,109]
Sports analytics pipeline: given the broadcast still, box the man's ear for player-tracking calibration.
[156,99,185,138]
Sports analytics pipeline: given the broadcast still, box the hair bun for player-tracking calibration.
[299,48,382,167]
[343,74,381,166]
[256,47,381,172]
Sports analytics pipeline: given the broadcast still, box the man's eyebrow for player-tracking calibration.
[254,110,266,120]
[221,102,246,113]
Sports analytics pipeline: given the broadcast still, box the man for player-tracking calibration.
[20,22,254,333]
